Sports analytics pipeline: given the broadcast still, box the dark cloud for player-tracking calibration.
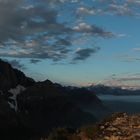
[30,59,41,64]
[73,47,100,61]
[0,0,74,61]
[0,0,127,63]
[73,22,114,38]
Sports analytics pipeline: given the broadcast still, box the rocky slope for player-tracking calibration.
[91,113,140,140]
[79,113,140,140]
[46,113,140,140]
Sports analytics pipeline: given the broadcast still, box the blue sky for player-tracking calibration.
[1,0,140,87]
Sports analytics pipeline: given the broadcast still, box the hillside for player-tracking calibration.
[88,84,140,96]
[47,113,140,140]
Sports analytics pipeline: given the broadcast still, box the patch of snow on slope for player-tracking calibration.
[8,102,15,109]
[8,85,26,111]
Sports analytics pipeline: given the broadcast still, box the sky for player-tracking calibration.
[1,0,140,87]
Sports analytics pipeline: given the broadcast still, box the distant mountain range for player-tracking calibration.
[87,84,140,96]
[0,59,103,139]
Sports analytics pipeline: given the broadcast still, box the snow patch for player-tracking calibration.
[8,101,15,109]
[8,85,26,111]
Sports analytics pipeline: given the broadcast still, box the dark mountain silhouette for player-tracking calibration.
[17,80,102,134]
[0,59,103,139]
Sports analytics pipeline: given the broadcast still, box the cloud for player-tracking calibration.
[127,0,140,6]
[0,0,115,62]
[46,0,79,4]
[76,7,96,16]
[73,22,114,37]
[73,47,100,61]
[99,0,117,3]
[48,0,140,18]
[134,48,140,51]
[116,76,140,82]
[108,4,133,16]
[3,59,25,69]
[75,0,140,17]
[30,59,41,64]
[118,53,140,62]
[0,0,74,61]
[116,33,127,38]
[0,0,22,42]
[101,73,140,88]
[1,0,135,63]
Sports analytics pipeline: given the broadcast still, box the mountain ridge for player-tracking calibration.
[0,59,103,139]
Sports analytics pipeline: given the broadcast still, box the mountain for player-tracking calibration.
[17,80,102,134]
[0,59,35,91]
[88,84,140,96]
[0,59,103,139]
